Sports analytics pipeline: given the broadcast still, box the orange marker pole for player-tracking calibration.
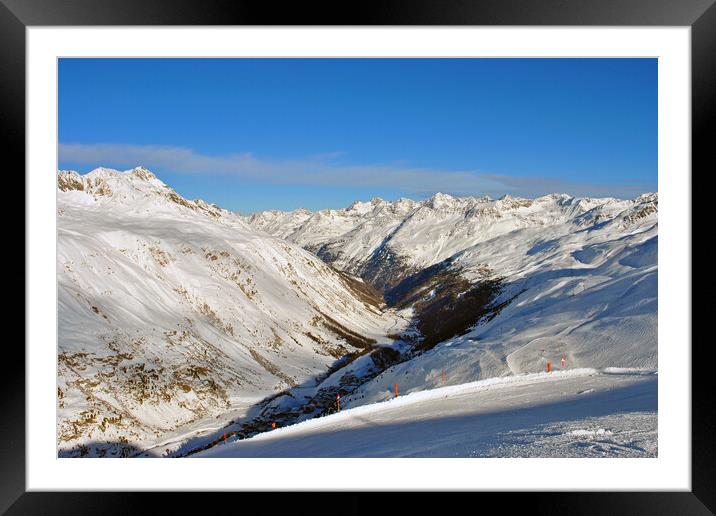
[547,361,552,373]
[442,369,445,385]
[394,383,399,398]
[223,432,227,444]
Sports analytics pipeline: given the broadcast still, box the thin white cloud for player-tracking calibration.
[59,143,654,199]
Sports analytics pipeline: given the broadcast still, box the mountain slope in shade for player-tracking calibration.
[57,167,406,456]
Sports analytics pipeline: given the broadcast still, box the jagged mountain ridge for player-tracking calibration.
[57,167,406,456]
[247,191,657,292]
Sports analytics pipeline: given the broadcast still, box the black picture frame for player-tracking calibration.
[6,0,708,513]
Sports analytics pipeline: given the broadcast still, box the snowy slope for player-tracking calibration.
[198,369,657,458]
[57,167,406,456]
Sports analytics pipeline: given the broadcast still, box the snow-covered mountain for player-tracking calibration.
[247,191,658,412]
[247,192,656,292]
[57,167,405,457]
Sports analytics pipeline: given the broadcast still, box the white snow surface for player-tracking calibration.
[199,368,657,458]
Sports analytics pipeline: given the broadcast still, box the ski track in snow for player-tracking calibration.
[198,369,657,458]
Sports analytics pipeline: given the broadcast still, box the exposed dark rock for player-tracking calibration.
[370,347,402,369]
[386,260,519,352]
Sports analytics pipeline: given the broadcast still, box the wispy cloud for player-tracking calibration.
[59,143,654,200]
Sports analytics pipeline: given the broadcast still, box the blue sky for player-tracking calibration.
[58,58,657,213]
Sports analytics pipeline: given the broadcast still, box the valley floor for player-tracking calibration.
[196,368,657,458]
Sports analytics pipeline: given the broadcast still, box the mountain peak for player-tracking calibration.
[130,165,158,181]
[426,192,456,209]
[86,166,121,179]
[347,198,384,213]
